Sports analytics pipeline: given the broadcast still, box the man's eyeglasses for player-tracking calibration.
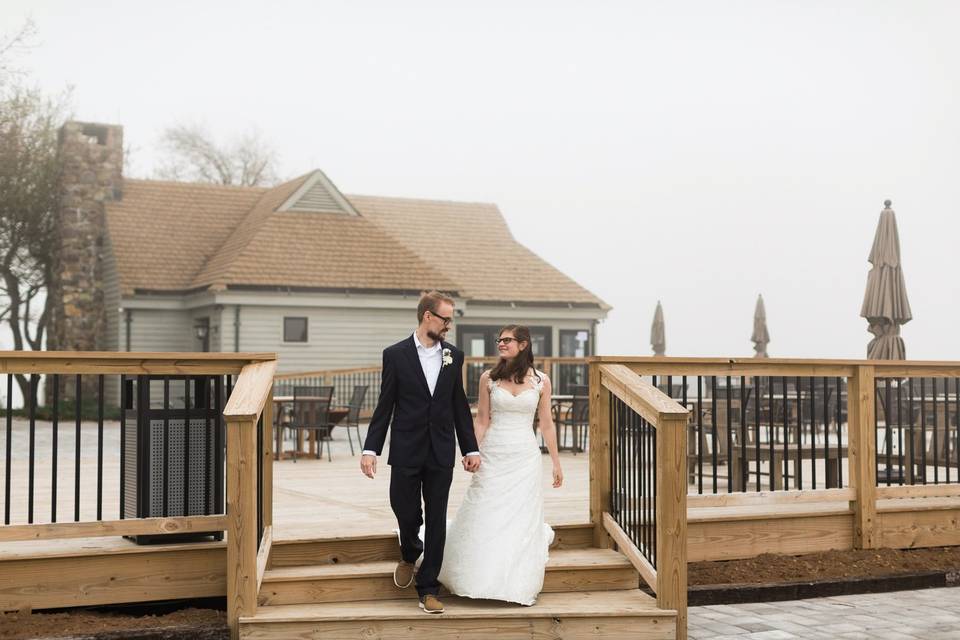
[430,311,453,326]
[495,337,518,345]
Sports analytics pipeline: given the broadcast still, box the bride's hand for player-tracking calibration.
[552,463,563,488]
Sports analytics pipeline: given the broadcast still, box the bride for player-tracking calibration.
[438,325,563,605]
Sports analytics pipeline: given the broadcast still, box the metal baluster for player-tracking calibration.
[836,377,843,487]
[885,379,893,486]
[768,377,774,491]
[697,376,703,494]
[795,377,802,490]
[754,376,761,491]
[921,378,927,485]
[711,376,718,493]
[726,376,732,493]
[97,375,104,520]
[740,376,747,492]
[4,374,11,524]
[933,378,939,484]
[74,375,82,521]
[28,374,36,523]
[51,375,59,522]
[647,425,657,569]
[897,379,904,486]
[782,377,789,490]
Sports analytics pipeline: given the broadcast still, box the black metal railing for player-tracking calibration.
[875,377,960,487]
[610,394,657,568]
[275,369,381,415]
[1,373,229,532]
[645,375,847,494]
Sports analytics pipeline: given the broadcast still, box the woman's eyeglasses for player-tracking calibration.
[495,337,517,345]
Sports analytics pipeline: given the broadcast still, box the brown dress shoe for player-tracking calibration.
[393,561,416,588]
[419,594,444,614]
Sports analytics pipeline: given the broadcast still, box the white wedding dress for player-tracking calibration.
[438,371,554,605]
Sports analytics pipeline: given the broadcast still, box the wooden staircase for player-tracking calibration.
[239,524,677,639]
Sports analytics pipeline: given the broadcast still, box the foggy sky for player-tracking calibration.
[4,0,959,359]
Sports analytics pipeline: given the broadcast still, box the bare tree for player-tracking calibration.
[156,123,279,186]
[0,19,36,88]
[0,85,69,402]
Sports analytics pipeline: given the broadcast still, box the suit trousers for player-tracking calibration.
[390,462,454,597]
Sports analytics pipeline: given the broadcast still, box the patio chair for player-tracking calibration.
[557,396,589,453]
[337,385,368,456]
[290,385,335,462]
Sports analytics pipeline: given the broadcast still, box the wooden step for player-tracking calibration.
[241,589,675,639]
[270,523,594,568]
[259,548,637,605]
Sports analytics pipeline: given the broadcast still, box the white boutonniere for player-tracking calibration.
[441,348,453,367]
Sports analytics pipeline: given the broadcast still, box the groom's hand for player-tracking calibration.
[360,454,377,479]
[462,455,481,472]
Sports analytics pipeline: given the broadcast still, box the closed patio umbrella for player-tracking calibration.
[651,301,666,356]
[860,200,912,359]
[752,294,770,358]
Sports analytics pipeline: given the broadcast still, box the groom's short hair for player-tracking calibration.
[417,290,455,322]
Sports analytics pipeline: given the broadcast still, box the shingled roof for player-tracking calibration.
[105,170,608,308]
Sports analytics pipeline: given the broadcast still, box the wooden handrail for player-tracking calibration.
[0,351,275,375]
[599,364,688,426]
[592,355,960,378]
[256,525,273,594]
[224,361,278,423]
[603,512,656,591]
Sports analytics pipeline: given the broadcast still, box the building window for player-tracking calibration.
[283,317,308,343]
[559,329,591,357]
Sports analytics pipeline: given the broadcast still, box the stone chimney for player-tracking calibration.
[48,121,123,360]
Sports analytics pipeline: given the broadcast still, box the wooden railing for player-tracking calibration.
[590,362,688,640]
[0,351,276,640]
[591,357,960,565]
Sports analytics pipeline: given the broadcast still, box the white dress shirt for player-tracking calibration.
[363,331,479,457]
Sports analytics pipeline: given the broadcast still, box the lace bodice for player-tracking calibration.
[485,371,544,445]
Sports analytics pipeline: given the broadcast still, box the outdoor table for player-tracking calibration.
[273,396,349,460]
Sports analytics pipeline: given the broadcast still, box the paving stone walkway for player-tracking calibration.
[689,586,960,639]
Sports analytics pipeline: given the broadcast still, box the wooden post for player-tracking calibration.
[226,419,258,639]
[848,365,878,549]
[656,414,688,640]
[589,361,612,548]
[262,384,274,529]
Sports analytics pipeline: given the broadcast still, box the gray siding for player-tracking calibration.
[129,309,193,352]
[237,305,415,373]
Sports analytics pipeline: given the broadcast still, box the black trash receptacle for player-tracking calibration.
[121,375,224,544]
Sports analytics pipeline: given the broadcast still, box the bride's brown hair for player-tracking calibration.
[489,325,541,385]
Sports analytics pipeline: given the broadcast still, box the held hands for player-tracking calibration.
[462,455,481,472]
[360,454,377,479]
[552,463,563,488]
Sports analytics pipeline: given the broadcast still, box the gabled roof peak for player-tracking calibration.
[278,170,358,215]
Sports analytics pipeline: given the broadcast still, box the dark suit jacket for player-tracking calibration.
[363,335,478,468]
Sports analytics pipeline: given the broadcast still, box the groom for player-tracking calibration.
[361,291,480,614]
